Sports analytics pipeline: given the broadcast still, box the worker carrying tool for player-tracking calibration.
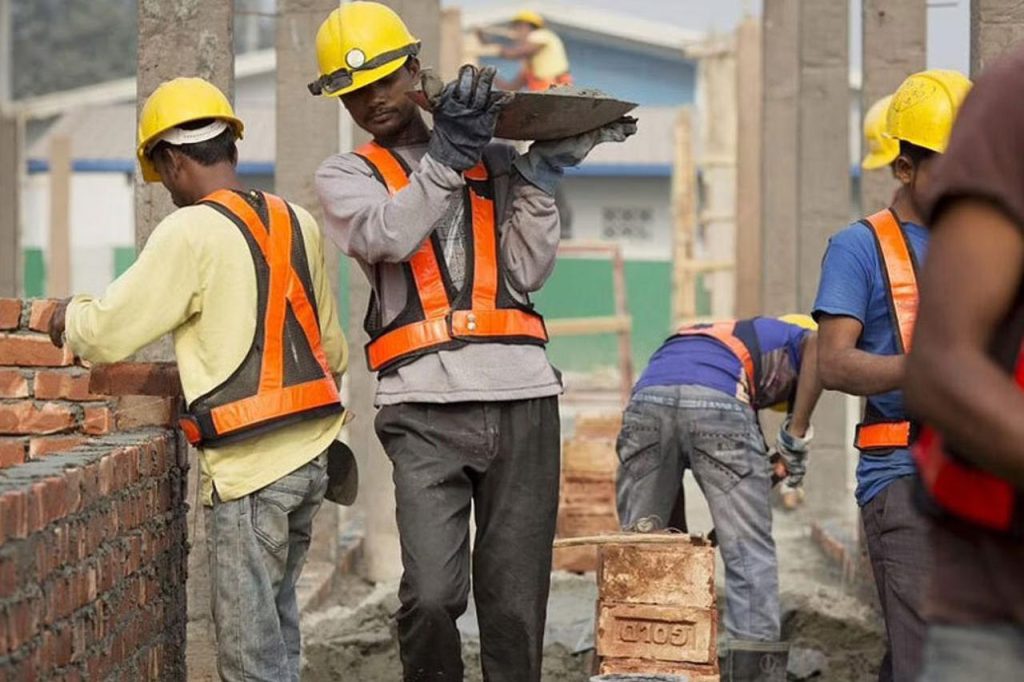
[813,69,971,682]
[307,3,634,680]
[616,314,823,682]
[904,47,1024,681]
[46,77,350,681]
[477,9,573,92]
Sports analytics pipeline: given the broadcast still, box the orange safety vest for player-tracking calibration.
[177,190,343,448]
[673,319,761,405]
[914,321,1024,536]
[524,69,574,92]
[354,142,549,374]
[853,209,920,453]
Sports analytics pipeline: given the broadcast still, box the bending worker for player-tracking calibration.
[479,10,573,91]
[617,314,823,681]
[812,69,971,681]
[48,78,348,681]
[308,3,633,680]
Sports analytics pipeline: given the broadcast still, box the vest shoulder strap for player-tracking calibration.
[675,321,757,401]
[862,208,919,354]
[355,142,410,195]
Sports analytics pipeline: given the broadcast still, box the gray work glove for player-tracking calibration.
[427,65,511,172]
[513,116,638,194]
[776,417,813,487]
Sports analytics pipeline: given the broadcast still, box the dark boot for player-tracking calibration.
[722,640,790,682]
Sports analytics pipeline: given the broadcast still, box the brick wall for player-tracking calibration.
[0,298,189,681]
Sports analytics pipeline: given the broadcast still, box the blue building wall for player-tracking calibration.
[482,31,696,106]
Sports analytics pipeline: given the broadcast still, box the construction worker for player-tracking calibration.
[479,9,573,92]
[616,314,824,681]
[812,69,971,681]
[46,77,348,682]
[904,48,1024,680]
[307,3,633,680]
[862,94,900,173]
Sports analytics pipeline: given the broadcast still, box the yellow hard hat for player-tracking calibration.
[779,314,818,331]
[862,95,899,170]
[308,2,420,98]
[886,69,972,154]
[512,10,545,27]
[137,77,244,183]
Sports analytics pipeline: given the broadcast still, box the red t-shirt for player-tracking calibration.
[922,48,1024,625]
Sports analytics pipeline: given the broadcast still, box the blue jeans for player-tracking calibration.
[919,623,1024,681]
[615,385,779,641]
[205,453,328,682]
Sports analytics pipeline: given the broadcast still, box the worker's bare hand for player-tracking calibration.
[48,298,70,348]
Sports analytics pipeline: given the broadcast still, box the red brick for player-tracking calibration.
[0,369,29,397]
[0,489,29,542]
[596,603,716,665]
[0,335,73,367]
[0,402,75,436]
[33,371,103,401]
[82,406,112,435]
[0,298,21,330]
[27,300,59,333]
[28,436,87,459]
[87,362,181,397]
[114,396,175,429]
[0,437,27,468]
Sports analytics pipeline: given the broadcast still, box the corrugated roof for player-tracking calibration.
[28,103,678,170]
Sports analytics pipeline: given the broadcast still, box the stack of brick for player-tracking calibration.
[0,298,180,468]
[553,413,622,573]
[596,539,720,681]
[0,298,189,680]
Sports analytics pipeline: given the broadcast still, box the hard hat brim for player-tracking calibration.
[861,149,899,171]
[136,115,244,183]
[319,56,409,98]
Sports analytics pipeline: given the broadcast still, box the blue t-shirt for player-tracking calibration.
[635,318,810,408]
[812,220,929,506]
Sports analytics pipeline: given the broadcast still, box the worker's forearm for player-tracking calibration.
[819,348,904,396]
[789,336,824,436]
[499,180,560,292]
[907,344,1024,488]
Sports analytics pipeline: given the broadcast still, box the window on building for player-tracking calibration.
[600,206,654,241]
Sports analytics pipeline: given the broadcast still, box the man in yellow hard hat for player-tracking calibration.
[616,314,823,679]
[813,69,971,681]
[477,9,573,92]
[47,77,349,682]
[308,2,633,679]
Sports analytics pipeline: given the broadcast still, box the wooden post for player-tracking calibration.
[0,113,19,297]
[735,17,763,318]
[670,108,697,328]
[47,135,71,298]
[610,245,633,405]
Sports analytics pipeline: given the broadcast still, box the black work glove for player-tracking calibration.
[428,65,511,172]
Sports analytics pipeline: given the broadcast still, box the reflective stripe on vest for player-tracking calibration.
[178,190,342,448]
[914,338,1024,536]
[854,209,918,453]
[674,321,757,403]
[355,142,549,373]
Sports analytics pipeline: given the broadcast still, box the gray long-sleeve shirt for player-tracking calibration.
[315,143,563,405]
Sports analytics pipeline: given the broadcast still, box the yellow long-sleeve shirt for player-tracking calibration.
[65,194,348,504]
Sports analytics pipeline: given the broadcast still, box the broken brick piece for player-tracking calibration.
[0,299,21,331]
[83,407,112,436]
[88,363,181,397]
[28,299,59,333]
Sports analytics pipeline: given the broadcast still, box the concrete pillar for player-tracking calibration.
[735,18,762,318]
[276,0,344,571]
[0,114,19,297]
[136,4,234,678]
[347,0,441,582]
[861,0,926,214]
[760,0,800,317]
[47,135,71,298]
[972,0,1024,75]
[135,1,235,251]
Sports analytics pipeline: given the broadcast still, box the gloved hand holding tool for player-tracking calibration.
[427,64,511,172]
[776,416,813,490]
[513,116,638,194]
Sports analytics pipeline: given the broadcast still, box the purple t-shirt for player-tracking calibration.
[634,317,810,409]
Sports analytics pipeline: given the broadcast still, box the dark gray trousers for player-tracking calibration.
[861,475,931,682]
[375,398,561,682]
